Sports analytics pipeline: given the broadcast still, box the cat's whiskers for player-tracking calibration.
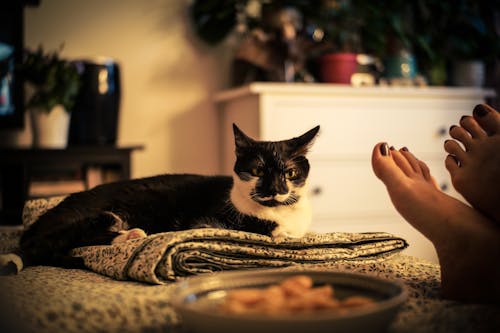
[222,198,246,226]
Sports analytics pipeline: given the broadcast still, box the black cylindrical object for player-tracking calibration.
[69,58,120,145]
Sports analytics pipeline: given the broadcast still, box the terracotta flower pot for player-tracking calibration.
[319,53,358,84]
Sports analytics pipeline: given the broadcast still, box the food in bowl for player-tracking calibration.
[219,275,374,316]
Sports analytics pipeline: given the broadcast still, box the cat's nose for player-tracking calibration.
[277,187,288,195]
[271,183,288,196]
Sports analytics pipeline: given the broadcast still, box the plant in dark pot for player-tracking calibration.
[18,45,80,148]
[311,0,363,84]
[356,0,419,84]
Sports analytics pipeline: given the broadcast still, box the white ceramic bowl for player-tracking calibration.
[171,269,407,333]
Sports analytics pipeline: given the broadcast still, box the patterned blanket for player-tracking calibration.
[1,198,499,332]
[71,228,408,284]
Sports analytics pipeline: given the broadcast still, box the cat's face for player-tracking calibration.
[232,124,320,207]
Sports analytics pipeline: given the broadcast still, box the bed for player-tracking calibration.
[0,197,498,333]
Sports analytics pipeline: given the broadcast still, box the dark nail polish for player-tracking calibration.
[450,154,461,167]
[449,125,457,133]
[401,147,409,152]
[389,146,395,150]
[460,115,469,122]
[473,104,489,117]
[380,143,390,156]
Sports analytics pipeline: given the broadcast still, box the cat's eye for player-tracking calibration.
[251,167,265,177]
[285,168,298,179]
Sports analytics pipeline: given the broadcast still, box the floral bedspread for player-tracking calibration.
[0,198,498,333]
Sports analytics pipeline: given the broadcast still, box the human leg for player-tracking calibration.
[372,142,500,303]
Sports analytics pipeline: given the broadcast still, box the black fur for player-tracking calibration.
[15,124,320,269]
[18,174,277,268]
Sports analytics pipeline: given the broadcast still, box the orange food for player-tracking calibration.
[219,275,374,316]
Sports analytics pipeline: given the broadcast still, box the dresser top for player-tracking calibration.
[215,83,495,102]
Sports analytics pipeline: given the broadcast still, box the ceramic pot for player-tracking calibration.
[384,49,417,79]
[31,104,70,148]
[319,53,358,84]
[451,60,485,87]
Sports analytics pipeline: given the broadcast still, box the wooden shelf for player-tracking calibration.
[0,145,143,225]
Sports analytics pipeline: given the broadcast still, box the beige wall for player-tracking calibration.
[25,0,235,178]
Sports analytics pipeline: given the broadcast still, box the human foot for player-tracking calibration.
[445,104,500,222]
[372,142,500,303]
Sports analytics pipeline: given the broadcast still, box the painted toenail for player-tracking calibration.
[389,146,395,150]
[449,125,457,133]
[450,154,461,167]
[380,143,390,156]
[460,115,469,122]
[401,147,409,152]
[473,104,489,117]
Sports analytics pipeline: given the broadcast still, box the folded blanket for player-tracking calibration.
[71,228,408,284]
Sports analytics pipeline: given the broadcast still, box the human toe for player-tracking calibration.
[444,139,467,163]
[372,142,391,179]
[399,147,423,175]
[473,104,500,135]
[445,154,460,174]
[418,159,432,182]
[371,143,405,183]
[391,148,420,177]
[449,125,473,149]
[459,115,487,139]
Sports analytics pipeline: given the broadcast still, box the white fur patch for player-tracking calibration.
[104,211,129,232]
[111,228,148,244]
[230,172,312,238]
[0,253,23,273]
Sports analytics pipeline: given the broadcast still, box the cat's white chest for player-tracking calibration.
[266,197,312,238]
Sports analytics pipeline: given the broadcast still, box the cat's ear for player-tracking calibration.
[289,125,320,156]
[233,124,255,152]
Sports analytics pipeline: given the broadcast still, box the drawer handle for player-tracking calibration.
[437,126,448,137]
[311,186,322,196]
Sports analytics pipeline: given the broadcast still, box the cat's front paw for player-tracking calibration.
[271,227,292,239]
[111,228,148,244]
[271,226,305,239]
[0,253,23,275]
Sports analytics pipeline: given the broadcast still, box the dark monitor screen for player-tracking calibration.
[0,2,24,129]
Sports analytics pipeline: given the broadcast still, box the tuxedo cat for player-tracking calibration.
[1,124,319,273]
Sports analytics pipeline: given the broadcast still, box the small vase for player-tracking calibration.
[384,49,417,79]
[31,105,71,148]
[319,52,358,84]
[451,60,485,87]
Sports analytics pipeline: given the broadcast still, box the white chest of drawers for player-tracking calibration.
[215,83,494,262]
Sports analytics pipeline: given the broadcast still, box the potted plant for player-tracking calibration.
[354,1,421,84]
[310,0,363,84]
[388,0,499,86]
[444,1,499,86]
[18,45,81,148]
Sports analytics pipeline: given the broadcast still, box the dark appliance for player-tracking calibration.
[69,58,120,145]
